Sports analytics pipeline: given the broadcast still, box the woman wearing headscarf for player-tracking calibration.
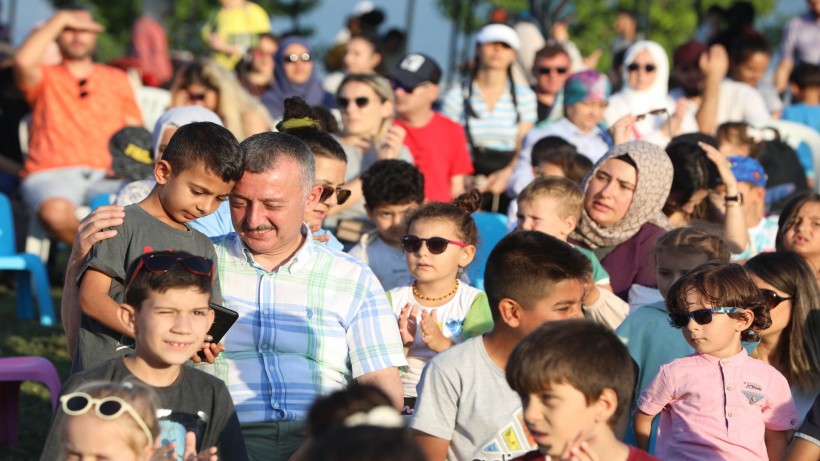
[571,141,674,303]
[261,36,334,120]
[605,40,697,146]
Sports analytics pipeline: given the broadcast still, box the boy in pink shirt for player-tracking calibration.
[634,262,798,461]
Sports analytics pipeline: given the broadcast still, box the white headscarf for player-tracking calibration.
[151,106,223,160]
[617,40,670,114]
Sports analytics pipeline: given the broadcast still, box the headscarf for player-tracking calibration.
[151,106,223,160]
[616,40,670,115]
[572,141,673,248]
[261,36,327,119]
[563,70,611,107]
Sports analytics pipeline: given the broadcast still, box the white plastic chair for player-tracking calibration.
[760,120,820,192]
[135,86,170,131]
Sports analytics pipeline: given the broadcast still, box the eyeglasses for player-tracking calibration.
[128,254,214,288]
[759,289,791,309]
[337,96,370,109]
[400,235,469,255]
[60,392,153,446]
[668,307,740,328]
[391,80,427,94]
[319,184,352,205]
[284,52,311,63]
[79,79,88,99]
[537,66,569,75]
[627,63,657,73]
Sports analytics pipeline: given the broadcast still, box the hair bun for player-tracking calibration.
[277,97,322,132]
[452,189,482,215]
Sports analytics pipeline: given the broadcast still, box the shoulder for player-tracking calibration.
[512,82,536,97]
[428,336,481,369]
[181,366,231,394]
[93,64,131,82]
[432,112,463,129]
[635,223,666,241]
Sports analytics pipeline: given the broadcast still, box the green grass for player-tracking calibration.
[0,282,70,461]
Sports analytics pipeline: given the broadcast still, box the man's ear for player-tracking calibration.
[304,183,323,212]
[497,298,523,328]
[593,388,619,423]
[154,160,173,185]
[118,303,138,337]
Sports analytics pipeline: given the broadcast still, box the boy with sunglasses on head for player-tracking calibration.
[42,251,248,461]
[634,262,797,461]
[75,122,242,374]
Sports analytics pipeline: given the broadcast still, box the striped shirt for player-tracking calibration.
[206,230,407,424]
[442,80,537,151]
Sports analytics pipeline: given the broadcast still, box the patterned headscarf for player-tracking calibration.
[572,141,673,248]
[563,70,611,107]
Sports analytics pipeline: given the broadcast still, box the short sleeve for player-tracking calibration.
[448,123,474,177]
[409,359,459,441]
[762,370,799,431]
[795,395,820,446]
[82,218,132,285]
[462,292,493,339]
[779,19,799,62]
[442,84,465,124]
[515,84,538,124]
[637,364,676,416]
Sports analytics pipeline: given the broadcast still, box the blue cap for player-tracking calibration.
[729,156,766,188]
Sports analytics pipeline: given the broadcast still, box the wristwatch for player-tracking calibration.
[725,193,743,206]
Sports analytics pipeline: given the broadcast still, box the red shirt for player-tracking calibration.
[395,112,473,202]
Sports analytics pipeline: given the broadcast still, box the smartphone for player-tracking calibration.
[197,303,238,359]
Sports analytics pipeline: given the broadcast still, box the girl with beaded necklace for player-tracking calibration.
[389,189,493,415]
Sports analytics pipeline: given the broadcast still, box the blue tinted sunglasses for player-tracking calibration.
[668,307,740,328]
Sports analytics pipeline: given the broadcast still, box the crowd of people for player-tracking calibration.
[2,0,820,460]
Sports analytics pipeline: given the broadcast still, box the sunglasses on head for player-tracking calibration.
[319,184,352,205]
[128,254,214,288]
[537,66,569,75]
[627,63,657,73]
[668,306,740,328]
[78,78,89,99]
[60,392,153,446]
[759,289,791,309]
[284,52,311,63]
[400,235,468,255]
[337,96,370,109]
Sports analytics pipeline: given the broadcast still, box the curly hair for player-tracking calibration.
[361,160,424,208]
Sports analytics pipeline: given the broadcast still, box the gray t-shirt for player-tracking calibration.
[409,336,537,461]
[73,204,222,374]
[347,232,412,291]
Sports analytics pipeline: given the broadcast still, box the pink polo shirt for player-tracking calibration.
[637,350,798,461]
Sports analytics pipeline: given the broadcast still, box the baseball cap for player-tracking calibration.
[387,53,442,89]
[673,40,708,67]
[109,126,154,181]
[729,156,766,188]
[475,24,520,51]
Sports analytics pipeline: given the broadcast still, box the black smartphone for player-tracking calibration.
[197,303,239,359]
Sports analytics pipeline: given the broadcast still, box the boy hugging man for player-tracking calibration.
[41,251,248,460]
[506,319,658,461]
[74,122,242,373]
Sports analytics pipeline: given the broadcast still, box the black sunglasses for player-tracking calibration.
[319,184,352,205]
[79,78,89,99]
[400,235,468,255]
[759,289,791,309]
[285,52,311,63]
[391,80,422,94]
[337,96,370,109]
[128,254,214,288]
[627,63,657,73]
[537,66,569,75]
[668,307,740,328]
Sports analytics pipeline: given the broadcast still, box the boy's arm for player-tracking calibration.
[784,437,820,461]
[633,410,655,452]
[413,430,450,461]
[79,269,131,336]
[764,429,789,461]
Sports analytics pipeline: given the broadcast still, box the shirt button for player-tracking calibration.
[726,386,732,391]
[262,309,270,315]
[720,360,728,365]
[273,402,280,409]
[268,365,275,371]
[261,344,268,350]
[728,412,733,417]
[752,396,759,402]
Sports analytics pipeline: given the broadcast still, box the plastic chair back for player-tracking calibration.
[0,193,17,256]
[467,212,509,290]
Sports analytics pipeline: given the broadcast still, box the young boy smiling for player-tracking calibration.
[41,251,248,460]
[75,122,242,373]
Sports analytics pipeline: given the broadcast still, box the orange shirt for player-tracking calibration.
[21,64,142,177]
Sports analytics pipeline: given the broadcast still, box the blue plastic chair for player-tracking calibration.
[467,212,509,290]
[0,193,55,326]
[89,193,113,211]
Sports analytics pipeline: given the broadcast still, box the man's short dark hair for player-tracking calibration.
[484,231,591,319]
[162,122,243,182]
[361,160,424,208]
[240,132,316,197]
[534,43,569,62]
[124,251,212,309]
[506,319,635,427]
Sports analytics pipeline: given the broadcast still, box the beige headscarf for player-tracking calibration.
[572,141,673,249]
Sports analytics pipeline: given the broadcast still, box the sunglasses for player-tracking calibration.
[319,184,352,205]
[60,392,153,445]
[391,80,424,94]
[400,235,468,255]
[128,254,214,288]
[79,78,89,99]
[759,289,791,309]
[627,63,657,73]
[668,307,740,328]
[537,66,569,75]
[337,96,370,109]
[284,52,311,63]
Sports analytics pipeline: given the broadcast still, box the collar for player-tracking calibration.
[696,348,748,366]
[230,223,316,274]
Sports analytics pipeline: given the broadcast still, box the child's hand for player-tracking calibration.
[184,431,218,461]
[398,303,419,347]
[420,309,453,353]
[191,340,224,364]
[562,431,599,461]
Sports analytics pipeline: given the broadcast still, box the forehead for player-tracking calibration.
[656,249,709,268]
[314,156,346,183]
[409,217,458,236]
[283,43,309,55]
[537,53,570,65]
[373,202,419,213]
[521,194,561,211]
[340,80,378,97]
[347,37,375,52]
[234,162,302,197]
[795,201,820,218]
[631,50,655,63]
[599,158,637,180]
[536,278,584,305]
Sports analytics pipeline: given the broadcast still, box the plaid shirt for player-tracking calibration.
[207,230,407,424]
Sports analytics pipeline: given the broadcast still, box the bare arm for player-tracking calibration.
[355,366,403,410]
[765,429,789,461]
[701,143,748,253]
[633,410,655,452]
[696,45,728,135]
[784,437,820,461]
[413,430,450,461]
[79,269,131,336]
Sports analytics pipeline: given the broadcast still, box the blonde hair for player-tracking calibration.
[60,380,160,456]
[517,176,583,219]
[337,72,395,143]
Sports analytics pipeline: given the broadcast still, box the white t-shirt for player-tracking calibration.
[669,79,771,132]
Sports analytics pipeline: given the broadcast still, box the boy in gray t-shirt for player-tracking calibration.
[410,231,592,461]
[74,122,242,373]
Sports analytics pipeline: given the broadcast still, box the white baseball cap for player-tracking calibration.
[475,24,520,50]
